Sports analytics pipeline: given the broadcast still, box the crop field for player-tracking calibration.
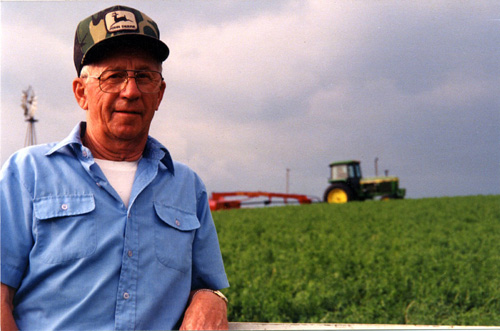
[212,195,500,326]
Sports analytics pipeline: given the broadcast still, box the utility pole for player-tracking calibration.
[374,157,379,177]
[22,86,38,147]
[285,168,290,204]
[286,168,290,194]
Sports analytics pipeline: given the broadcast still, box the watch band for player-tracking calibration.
[193,289,228,304]
[212,290,228,304]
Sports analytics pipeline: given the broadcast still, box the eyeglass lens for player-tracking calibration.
[99,70,162,93]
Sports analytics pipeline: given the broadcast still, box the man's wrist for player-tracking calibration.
[192,289,228,304]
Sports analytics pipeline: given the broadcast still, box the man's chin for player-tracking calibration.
[110,127,147,142]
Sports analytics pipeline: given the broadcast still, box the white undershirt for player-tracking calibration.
[94,158,139,207]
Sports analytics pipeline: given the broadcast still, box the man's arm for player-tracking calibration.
[1,283,18,331]
[180,290,228,330]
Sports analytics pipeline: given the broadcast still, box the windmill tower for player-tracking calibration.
[21,86,38,147]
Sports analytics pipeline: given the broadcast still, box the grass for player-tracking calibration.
[212,195,500,325]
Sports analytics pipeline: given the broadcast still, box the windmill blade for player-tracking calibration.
[29,96,37,118]
[21,91,29,116]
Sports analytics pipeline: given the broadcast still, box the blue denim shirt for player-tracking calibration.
[1,122,229,330]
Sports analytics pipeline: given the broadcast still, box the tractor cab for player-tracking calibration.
[329,160,362,188]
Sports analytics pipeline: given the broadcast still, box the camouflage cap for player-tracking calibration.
[74,5,169,75]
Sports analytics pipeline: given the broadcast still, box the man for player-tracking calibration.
[1,5,229,330]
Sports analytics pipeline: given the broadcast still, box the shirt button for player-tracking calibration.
[61,204,68,210]
[123,292,130,300]
[175,219,180,227]
[82,151,88,158]
[127,250,133,257]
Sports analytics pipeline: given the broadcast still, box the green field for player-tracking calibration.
[212,195,500,326]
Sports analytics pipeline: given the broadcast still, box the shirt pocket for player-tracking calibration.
[153,201,200,273]
[34,194,97,264]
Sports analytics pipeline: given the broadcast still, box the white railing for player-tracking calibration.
[228,322,498,330]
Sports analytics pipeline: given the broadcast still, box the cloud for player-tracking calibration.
[1,8,83,160]
[2,1,499,199]
[159,1,500,198]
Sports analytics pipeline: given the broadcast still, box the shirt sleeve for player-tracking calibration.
[1,156,35,288]
[191,188,229,291]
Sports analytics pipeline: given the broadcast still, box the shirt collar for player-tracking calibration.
[143,135,175,175]
[46,122,85,156]
[46,122,175,175]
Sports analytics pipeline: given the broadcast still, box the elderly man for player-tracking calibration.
[1,5,229,330]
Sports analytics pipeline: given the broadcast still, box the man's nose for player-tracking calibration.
[121,75,142,97]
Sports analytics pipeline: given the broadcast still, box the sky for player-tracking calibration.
[1,0,499,200]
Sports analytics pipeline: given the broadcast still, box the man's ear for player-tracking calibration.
[155,80,167,111]
[73,78,88,110]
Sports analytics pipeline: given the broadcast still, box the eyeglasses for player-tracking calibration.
[88,70,163,93]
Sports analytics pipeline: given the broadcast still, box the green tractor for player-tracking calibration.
[323,160,406,203]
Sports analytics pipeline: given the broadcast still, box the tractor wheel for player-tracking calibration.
[323,184,354,204]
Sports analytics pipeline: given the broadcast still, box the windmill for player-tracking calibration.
[21,86,38,146]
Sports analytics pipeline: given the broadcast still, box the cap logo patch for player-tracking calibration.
[105,10,138,32]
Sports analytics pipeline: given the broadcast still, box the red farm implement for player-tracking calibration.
[209,191,314,211]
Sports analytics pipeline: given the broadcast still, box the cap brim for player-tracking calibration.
[81,34,169,70]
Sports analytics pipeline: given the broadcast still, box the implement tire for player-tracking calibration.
[323,184,354,204]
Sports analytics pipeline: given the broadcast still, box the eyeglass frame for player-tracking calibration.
[86,69,164,94]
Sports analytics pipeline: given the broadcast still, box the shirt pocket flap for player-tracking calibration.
[34,194,96,220]
[153,202,200,231]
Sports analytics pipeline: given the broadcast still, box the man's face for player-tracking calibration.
[77,50,166,145]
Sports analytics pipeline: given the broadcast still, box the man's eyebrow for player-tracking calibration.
[100,65,159,71]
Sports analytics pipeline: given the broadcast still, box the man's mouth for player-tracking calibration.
[114,110,142,115]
